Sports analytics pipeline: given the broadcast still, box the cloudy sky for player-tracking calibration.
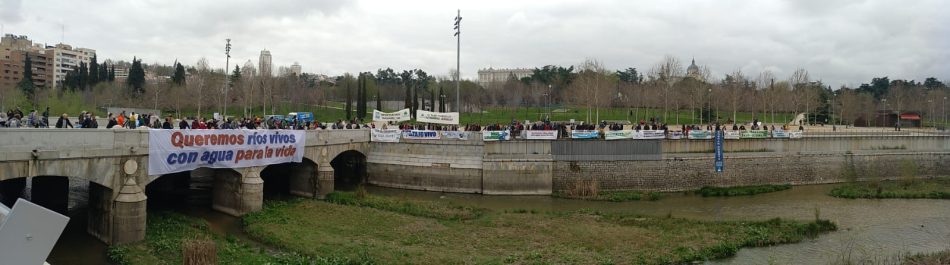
[1,0,947,88]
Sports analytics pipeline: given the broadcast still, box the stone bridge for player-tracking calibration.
[0,129,948,246]
[0,129,370,245]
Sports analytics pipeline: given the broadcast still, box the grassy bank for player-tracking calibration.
[697,184,792,197]
[106,212,319,265]
[555,190,663,202]
[902,249,950,264]
[829,178,950,199]
[243,192,835,264]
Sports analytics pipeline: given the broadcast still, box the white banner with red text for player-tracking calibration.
[148,129,306,175]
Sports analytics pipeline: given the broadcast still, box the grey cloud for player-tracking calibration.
[0,0,24,23]
[2,0,947,88]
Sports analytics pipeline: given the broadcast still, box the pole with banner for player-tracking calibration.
[714,130,724,172]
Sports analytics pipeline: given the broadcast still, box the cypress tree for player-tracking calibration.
[78,62,88,90]
[172,62,186,86]
[109,65,115,81]
[345,74,352,121]
[439,86,445,112]
[128,57,146,95]
[376,86,382,111]
[89,55,99,86]
[17,55,36,106]
[99,62,109,83]
[356,72,363,120]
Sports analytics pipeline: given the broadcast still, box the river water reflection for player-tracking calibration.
[366,184,950,264]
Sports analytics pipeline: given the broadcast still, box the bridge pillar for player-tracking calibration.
[88,177,147,245]
[212,167,263,216]
[0,178,26,208]
[30,176,69,214]
[289,162,318,198]
[113,177,147,244]
[317,164,334,199]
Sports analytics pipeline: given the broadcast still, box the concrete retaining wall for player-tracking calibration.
[483,141,553,195]
[663,136,950,154]
[553,152,950,192]
[366,137,484,193]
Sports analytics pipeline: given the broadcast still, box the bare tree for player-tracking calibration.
[569,58,612,123]
[648,55,684,123]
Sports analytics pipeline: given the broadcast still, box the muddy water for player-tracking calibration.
[366,184,950,264]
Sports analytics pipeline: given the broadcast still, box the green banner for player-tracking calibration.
[740,130,769,139]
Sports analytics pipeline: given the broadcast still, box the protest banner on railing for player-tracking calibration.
[724,131,741,140]
[482,130,511,141]
[524,130,558,140]
[772,129,790,138]
[605,130,633,140]
[371,128,401,142]
[688,130,713,140]
[789,131,803,139]
[441,131,470,140]
[740,130,769,139]
[571,130,600,139]
[636,130,667,139]
[402,130,441,140]
[416,110,459,124]
[372,109,411,122]
[668,131,684,139]
[148,129,306,175]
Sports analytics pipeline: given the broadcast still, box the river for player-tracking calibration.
[46,183,950,264]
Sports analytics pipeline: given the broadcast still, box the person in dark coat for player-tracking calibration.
[162,117,174,129]
[55,113,73,128]
[179,118,190,129]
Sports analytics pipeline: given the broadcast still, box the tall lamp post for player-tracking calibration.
[928,99,934,128]
[454,10,462,113]
[223,39,231,119]
[881,98,887,131]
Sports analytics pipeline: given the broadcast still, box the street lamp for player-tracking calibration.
[928,99,934,128]
[453,10,462,113]
[223,39,231,119]
[881,98,887,124]
[943,96,947,129]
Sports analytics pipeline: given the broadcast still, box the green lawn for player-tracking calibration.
[107,212,317,265]
[242,193,836,264]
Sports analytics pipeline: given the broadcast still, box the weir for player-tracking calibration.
[0,128,946,245]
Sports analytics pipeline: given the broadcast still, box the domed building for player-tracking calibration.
[686,58,702,81]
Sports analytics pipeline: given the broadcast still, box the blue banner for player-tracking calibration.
[714,130,724,172]
[570,130,600,139]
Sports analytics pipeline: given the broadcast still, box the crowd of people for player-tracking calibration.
[4,107,809,139]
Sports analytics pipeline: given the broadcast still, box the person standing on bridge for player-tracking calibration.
[179,117,190,129]
[55,113,73,128]
[162,116,173,129]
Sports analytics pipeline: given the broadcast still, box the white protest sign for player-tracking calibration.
[371,128,401,142]
[416,110,459,125]
[372,109,411,122]
[524,130,558,140]
[402,130,441,140]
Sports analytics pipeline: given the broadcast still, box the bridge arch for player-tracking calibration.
[330,150,367,191]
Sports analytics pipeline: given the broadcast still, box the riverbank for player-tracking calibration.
[107,212,315,265]
[697,184,792,197]
[242,193,835,264]
[829,178,950,199]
